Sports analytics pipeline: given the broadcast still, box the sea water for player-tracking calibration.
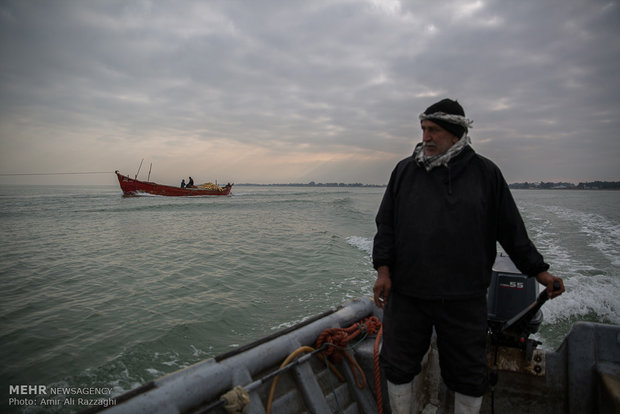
[0,185,618,413]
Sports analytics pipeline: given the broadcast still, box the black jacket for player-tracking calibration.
[372,146,549,300]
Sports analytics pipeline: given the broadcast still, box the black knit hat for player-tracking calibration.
[422,99,467,138]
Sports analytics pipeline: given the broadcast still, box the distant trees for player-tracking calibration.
[576,181,620,190]
[508,181,620,190]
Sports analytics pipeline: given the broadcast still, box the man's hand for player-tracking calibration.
[535,271,565,299]
[373,266,392,309]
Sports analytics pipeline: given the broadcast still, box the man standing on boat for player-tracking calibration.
[372,98,565,413]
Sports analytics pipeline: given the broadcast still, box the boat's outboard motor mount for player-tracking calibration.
[488,254,543,334]
[486,254,561,412]
[487,254,544,360]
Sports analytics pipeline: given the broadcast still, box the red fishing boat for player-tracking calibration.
[115,171,233,196]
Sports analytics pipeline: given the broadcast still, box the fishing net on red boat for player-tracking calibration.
[196,182,224,191]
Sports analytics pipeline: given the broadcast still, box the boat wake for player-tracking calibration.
[346,236,372,257]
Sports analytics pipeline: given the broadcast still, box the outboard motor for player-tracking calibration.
[488,254,543,334]
[486,254,561,413]
[487,254,545,360]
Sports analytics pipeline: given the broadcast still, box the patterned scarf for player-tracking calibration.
[415,111,474,171]
[414,134,472,171]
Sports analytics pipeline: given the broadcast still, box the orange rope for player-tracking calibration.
[314,316,382,391]
[374,325,384,414]
[266,316,385,413]
[315,316,382,362]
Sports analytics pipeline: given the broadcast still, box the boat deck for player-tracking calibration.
[90,297,620,414]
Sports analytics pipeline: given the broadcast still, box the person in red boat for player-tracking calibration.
[372,98,565,414]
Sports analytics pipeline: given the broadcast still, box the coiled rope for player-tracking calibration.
[374,325,384,414]
[218,316,385,414]
[314,315,384,413]
[315,316,382,390]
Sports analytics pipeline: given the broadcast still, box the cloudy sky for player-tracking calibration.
[1,0,619,185]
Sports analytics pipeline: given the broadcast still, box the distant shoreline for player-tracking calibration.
[238,181,620,190]
[508,181,620,190]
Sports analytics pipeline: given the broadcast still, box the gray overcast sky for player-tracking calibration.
[1,0,619,185]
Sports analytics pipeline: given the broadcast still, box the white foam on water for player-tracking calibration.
[543,205,620,267]
[346,236,373,256]
[541,273,619,325]
[190,344,207,358]
[520,202,620,326]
